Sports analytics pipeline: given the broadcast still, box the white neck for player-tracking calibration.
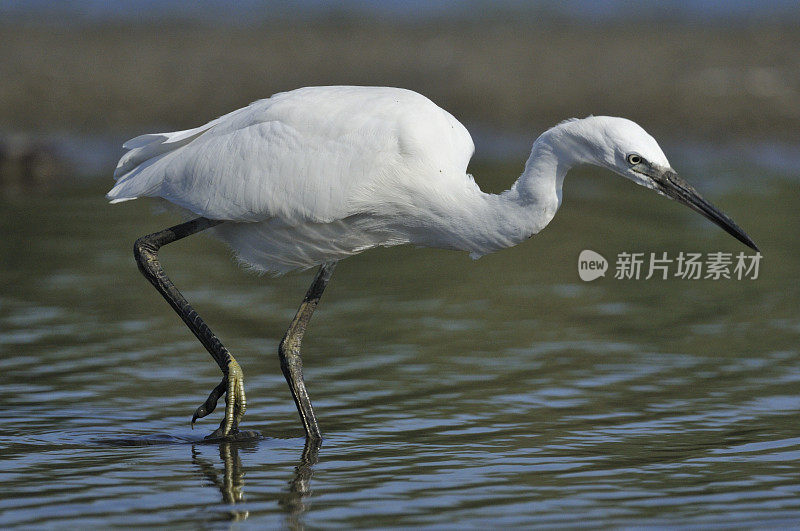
[407,121,588,257]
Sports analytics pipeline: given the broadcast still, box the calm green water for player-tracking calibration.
[1,152,798,528]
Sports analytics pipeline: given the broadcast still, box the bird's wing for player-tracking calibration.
[107,86,475,224]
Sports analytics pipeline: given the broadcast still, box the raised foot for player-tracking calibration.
[191,359,247,439]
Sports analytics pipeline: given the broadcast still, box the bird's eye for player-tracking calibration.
[627,154,642,165]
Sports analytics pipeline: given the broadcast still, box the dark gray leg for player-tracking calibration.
[133,217,246,439]
[279,261,337,440]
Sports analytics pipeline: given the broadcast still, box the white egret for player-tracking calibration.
[107,86,758,440]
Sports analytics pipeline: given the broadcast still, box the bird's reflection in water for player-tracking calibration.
[192,441,250,521]
[278,438,321,529]
[191,436,322,526]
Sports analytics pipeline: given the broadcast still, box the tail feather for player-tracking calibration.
[113,123,215,180]
[107,121,219,202]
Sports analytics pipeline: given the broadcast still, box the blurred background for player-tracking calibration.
[1,0,799,185]
[2,2,799,528]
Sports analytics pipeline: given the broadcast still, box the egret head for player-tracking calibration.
[566,116,759,251]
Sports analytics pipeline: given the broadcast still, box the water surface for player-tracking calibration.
[1,150,798,527]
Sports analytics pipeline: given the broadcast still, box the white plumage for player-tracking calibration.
[110,87,484,272]
[108,85,753,274]
[107,88,759,441]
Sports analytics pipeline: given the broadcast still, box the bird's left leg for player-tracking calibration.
[133,217,246,439]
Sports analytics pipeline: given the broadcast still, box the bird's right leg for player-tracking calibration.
[279,261,337,441]
[133,217,246,439]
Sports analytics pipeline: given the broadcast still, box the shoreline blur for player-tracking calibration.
[1,17,797,141]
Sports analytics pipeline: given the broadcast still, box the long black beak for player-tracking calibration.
[651,169,759,251]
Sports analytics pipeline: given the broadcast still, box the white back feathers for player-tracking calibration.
[108,86,474,225]
[109,86,755,273]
